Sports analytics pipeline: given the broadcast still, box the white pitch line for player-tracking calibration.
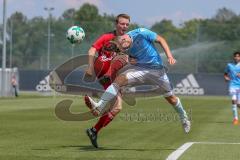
[166,142,194,160]
[166,141,240,160]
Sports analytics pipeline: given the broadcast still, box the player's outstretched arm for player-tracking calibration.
[86,47,97,76]
[155,35,176,65]
[224,73,231,81]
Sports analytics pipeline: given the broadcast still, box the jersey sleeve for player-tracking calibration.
[224,63,230,74]
[92,35,106,52]
[139,28,157,42]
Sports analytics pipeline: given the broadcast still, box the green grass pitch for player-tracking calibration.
[0,94,240,160]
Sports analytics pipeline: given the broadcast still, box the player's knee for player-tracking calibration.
[165,95,178,106]
[117,104,123,111]
[232,100,237,104]
[111,107,122,116]
[114,75,128,87]
[113,101,122,111]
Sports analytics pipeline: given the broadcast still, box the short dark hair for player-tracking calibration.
[233,51,240,57]
[115,14,130,23]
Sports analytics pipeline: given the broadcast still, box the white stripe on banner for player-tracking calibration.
[176,83,183,87]
[187,74,199,88]
[182,79,191,87]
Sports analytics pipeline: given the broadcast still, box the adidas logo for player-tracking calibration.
[35,75,52,92]
[173,74,204,95]
[36,73,67,93]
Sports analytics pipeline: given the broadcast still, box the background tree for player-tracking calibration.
[214,7,237,22]
[2,4,240,73]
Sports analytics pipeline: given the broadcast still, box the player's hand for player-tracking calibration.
[85,66,94,77]
[168,57,176,65]
[224,77,231,81]
[237,73,240,78]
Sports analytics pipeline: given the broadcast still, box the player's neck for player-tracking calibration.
[116,30,121,36]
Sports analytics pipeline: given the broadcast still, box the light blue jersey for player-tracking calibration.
[127,28,163,68]
[225,62,240,88]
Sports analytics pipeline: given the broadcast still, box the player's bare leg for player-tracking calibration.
[86,95,122,148]
[85,58,126,148]
[93,95,122,133]
[232,100,239,125]
[84,74,127,114]
[165,95,191,133]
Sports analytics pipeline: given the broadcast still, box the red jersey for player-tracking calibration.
[92,31,117,78]
[92,31,117,58]
[92,31,128,89]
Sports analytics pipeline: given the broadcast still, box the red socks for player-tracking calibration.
[93,56,127,133]
[93,111,114,133]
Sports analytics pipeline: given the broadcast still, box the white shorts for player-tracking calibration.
[229,87,240,103]
[120,65,173,97]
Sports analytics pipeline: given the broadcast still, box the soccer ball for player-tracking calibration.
[66,26,85,44]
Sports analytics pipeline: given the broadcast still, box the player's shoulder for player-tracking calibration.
[92,30,116,50]
[226,62,240,70]
[227,62,233,66]
[103,30,117,36]
[128,28,148,33]
[138,28,150,32]
[97,30,116,40]
[127,28,152,38]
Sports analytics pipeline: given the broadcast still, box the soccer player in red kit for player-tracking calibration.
[84,14,130,148]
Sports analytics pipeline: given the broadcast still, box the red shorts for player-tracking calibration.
[94,56,112,89]
[94,56,111,78]
[94,55,128,90]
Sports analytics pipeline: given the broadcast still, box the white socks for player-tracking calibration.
[173,97,188,121]
[97,83,119,111]
[232,104,238,120]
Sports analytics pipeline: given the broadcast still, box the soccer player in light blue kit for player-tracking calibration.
[85,28,191,133]
[224,51,240,125]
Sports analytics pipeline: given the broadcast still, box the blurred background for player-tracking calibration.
[1,0,240,95]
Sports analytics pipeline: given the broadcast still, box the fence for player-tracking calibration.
[0,21,236,73]
[0,21,236,97]
[0,67,19,97]
[18,69,228,96]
